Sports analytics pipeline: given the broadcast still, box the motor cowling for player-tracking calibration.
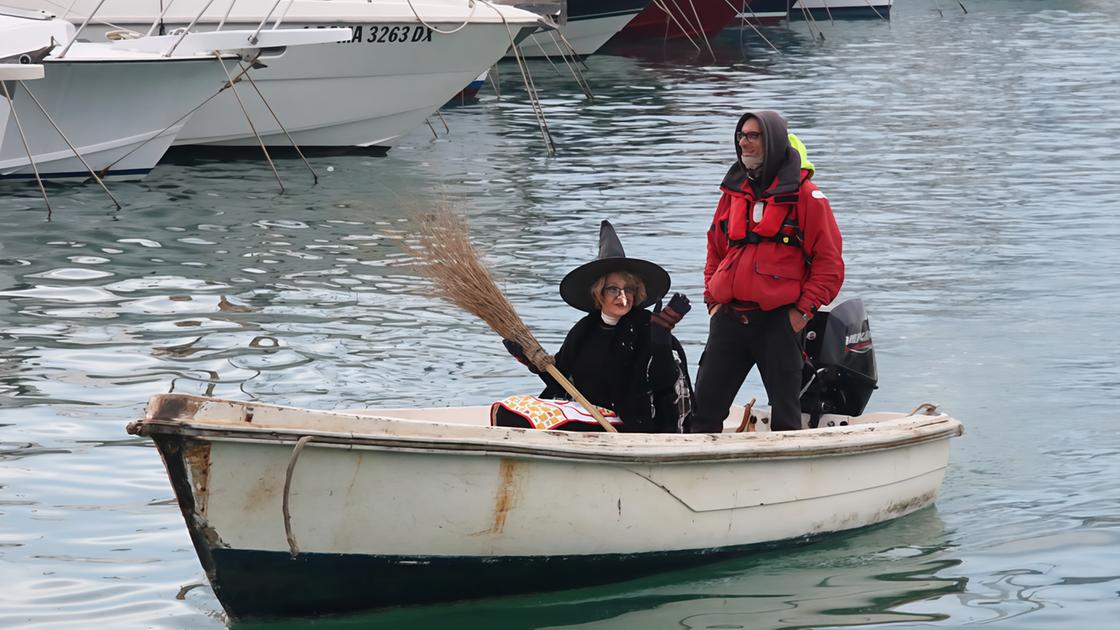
[800,297,878,428]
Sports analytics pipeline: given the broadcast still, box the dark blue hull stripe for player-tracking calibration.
[208,539,824,621]
[0,168,151,180]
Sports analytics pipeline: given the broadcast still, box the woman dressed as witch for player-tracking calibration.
[494,221,694,433]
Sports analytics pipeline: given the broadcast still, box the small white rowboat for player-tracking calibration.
[128,393,963,620]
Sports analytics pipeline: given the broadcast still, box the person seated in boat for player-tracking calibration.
[493,220,693,433]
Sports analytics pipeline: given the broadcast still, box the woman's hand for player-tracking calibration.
[502,338,541,374]
[651,293,691,345]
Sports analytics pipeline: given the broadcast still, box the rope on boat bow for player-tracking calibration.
[908,402,940,416]
[283,435,314,558]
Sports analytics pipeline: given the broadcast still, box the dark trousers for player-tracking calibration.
[690,306,804,432]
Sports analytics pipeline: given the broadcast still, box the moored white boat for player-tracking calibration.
[502,0,650,58]
[0,9,348,179]
[24,0,545,148]
[128,392,963,620]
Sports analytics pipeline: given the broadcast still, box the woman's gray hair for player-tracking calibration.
[590,270,647,310]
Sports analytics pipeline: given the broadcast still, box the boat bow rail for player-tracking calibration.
[129,393,964,464]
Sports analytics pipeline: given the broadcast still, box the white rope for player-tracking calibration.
[272,0,298,29]
[650,0,701,52]
[164,0,218,57]
[217,0,237,30]
[57,0,109,58]
[147,0,179,37]
[405,0,479,35]
[249,0,284,44]
[680,0,716,58]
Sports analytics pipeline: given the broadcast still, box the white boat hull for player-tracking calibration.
[25,1,543,147]
[512,11,639,58]
[0,58,230,179]
[130,394,963,620]
[175,23,524,147]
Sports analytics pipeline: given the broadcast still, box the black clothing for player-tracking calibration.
[691,306,804,432]
[539,309,691,433]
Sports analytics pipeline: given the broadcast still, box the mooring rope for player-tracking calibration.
[681,0,717,58]
[479,0,556,155]
[16,80,122,209]
[721,0,779,53]
[862,0,888,22]
[650,0,702,52]
[93,57,260,179]
[406,0,479,35]
[282,435,314,558]
[215,53,286,193]
[239,61,320,184]
[1,80,53,217]
[908,403,940,416]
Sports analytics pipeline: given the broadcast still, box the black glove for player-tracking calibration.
[650,301,672,346]
[503,338,541,374]
[651,293,691,335]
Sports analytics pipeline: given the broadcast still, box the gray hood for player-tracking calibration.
[722,110,801,196]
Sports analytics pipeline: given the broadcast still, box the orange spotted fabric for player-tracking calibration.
[492,394,621,430]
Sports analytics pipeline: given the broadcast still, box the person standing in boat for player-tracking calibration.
[495,221,693,433]
[690,111,844,433]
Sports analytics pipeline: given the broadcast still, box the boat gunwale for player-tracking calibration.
[130,395,964,464]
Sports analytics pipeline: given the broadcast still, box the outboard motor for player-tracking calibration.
[800,298,878,428]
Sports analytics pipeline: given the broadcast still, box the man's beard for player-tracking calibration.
[740,154,763,171]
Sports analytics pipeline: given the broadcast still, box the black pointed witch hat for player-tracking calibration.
[559,220,671,313]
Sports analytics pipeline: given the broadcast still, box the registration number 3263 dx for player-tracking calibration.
[343,25,435,43]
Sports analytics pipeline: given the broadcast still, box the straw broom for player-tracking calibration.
[412,209,617,432]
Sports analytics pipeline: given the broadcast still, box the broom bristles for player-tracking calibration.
[412,209,554,371]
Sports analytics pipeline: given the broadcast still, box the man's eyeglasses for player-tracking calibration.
[602,286,638,298]
[736,131,762,143]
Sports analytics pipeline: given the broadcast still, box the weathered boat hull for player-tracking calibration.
[131,394,962,620]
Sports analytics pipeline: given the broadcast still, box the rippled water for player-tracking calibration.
[2,0,1119,627]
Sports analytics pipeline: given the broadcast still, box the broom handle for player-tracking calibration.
[543,364,618,433]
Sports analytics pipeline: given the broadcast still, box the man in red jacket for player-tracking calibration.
[691,111,844,433]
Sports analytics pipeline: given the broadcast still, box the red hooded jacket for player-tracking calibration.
[703,112,844,317]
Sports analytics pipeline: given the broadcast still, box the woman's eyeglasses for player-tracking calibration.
[736,131,762,143]
[602,286,638,298]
